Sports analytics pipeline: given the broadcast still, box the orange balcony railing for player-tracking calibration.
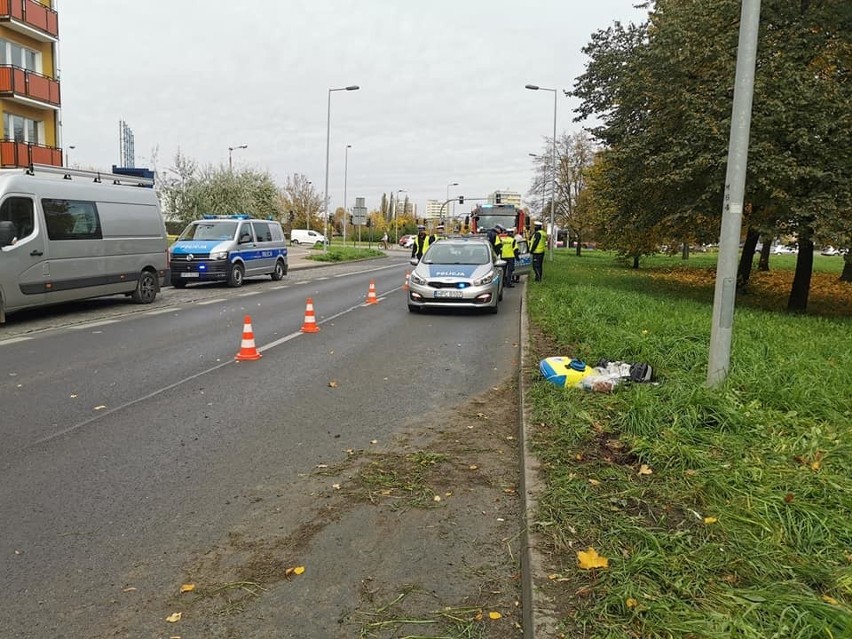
[0,0,58,40]
[0,64,60,107]
[0,140,62,168]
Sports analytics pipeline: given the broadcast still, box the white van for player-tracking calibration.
[0,164,169,324]
[290,228,328,246]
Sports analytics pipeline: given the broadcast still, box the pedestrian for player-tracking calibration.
[530,220,547,282]
[381,231,389,250]
[486,225,502,252]
[411,224,435,260]
[498,227,518,288]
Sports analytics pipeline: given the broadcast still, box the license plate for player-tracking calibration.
[434,289,463,298]
[180,272,200,278]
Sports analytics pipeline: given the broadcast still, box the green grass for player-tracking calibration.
[306,246,385,262]
[527,251,852,638]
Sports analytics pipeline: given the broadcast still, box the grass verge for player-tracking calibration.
[307,246,385,262]
[527,251,852,638]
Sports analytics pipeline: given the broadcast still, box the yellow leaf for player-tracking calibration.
[328,380,338,388]
[433,495,442,502]
[179,583,195,593]
[474,610,483,621]
[811,460,822,471]
[488,611,502,619]
[469,465,479,470]
[823,595,839,606]
[332,483,341,490]
[588,479,601,486]
[293,566,305,575]
[704,516,718,525]
[626,597,638,609]
[638,464,653,475]
[577,547,609,570]
[165,612,182,623]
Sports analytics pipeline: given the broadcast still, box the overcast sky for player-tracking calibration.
[58,0,647,216]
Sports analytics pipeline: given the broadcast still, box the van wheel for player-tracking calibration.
[132,270,158,304]
[292,239,300,245]
[271,260,286,281]
[227,263,245,287]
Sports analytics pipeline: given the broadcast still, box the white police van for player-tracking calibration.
[169,215,288,288]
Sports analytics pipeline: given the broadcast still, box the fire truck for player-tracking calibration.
[466,204,530,237]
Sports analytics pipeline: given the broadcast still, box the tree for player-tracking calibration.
[279,173,323,230]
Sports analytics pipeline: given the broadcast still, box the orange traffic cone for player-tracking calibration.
[403,271,410,291]
[365,280,379,305]
[235,315,262,361]
[300,298,320,333]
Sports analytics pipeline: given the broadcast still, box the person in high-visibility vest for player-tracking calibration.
[530,220,547,282]
[498,228,518,288]
[411,224,435,260]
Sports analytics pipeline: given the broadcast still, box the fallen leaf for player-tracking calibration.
[823,595,839,605]
[548,573,560,580]
[784,493,795,503]
[433,495,442,502]
[577,547,609,570]
[165,612,182,623]
[122,587,137,592]
[488,611,502,620]
[588,479,601,486]
[370,439,378,445]
[332,483,341,490]
[626,597,638,609]
[704,517,718,525]
[328,380,338,388]
[469,465,479,470]
[638,464,653,475]
[685,469,698,476]
[476,412,489,420]
[70,394,78,399]
[179,584,195,593]
[474,610,483,621]
[94,405,106,411]
[316,464,328,469]
[293,566,305,575]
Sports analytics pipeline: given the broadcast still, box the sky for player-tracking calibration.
[58,0,648,217]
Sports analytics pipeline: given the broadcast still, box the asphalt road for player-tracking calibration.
[0,253,525,637]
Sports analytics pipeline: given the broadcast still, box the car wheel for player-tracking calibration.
[292,239,300,245]
[227,263,244,288]
[131,270,157,304]
[408,304,420,313]
[271,259,285,281]
[487,302,499,315]
[172,279,187,289]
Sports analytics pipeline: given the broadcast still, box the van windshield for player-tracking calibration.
[179,222,237,241]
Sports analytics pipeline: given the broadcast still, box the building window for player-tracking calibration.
[3,113,41,144]
[42,199,102,241]
[0,38,40,72]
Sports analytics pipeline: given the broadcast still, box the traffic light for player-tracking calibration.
[288,210,295,223]
[366,218,372,228]
[495,193,502,204]
[458,196,464,204]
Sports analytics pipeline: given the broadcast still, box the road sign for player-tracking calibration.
[352,204,368,225]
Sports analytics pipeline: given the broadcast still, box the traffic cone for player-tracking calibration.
[365,280,379,305]
[403,271,410,291]
[300,298,320,333]
[235,315,262,361]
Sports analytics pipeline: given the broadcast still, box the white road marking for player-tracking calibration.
[0,336,32,346]
[197,298,227,305]
[69,320,118,330]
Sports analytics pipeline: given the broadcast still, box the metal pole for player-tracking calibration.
[549,89,557,262]
[343,145,350,245]
[707,0,761,387]
[322,89,332,252]
[228,149,232,172]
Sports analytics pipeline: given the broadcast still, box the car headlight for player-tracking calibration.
[473,270,495,286]
[410,272,426,285]
[211,251,229,260]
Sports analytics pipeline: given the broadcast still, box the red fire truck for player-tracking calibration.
[467,204,530,237]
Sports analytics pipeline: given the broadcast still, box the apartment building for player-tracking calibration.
[0,0,61,168]
[488,189,522,208]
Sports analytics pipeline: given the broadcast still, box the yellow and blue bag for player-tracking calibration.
[539,357,596,388]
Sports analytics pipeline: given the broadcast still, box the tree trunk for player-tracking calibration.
[681,242,690,260]
[787,238,814,313]
[758,234,772,271]
[632,255,640,269]
[737,227,760,292]
[575,233,582,257]
[841,253,852,282]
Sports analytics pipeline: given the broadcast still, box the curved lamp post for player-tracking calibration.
[445,181,458,223]
[323,85,360,251]
[228,144,248,172]
[525,84,557,260]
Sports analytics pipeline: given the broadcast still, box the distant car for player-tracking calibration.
[399,234,416,248]
[820,246,843,256]
[773,245,797,255]
[407,237,505,314]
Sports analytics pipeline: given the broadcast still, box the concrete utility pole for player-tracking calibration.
[707,0,761,387]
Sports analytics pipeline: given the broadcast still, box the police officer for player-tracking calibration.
[411,224,435,260]
[486,225,502,252]
[530,220,547,282]
[435,224,446,240]
[498,227,518,287]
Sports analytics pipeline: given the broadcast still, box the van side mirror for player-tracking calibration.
[0,221,15,247]
[239,232,252,244]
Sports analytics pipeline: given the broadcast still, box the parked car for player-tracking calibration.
[407,237,505,314]
[399,234,416,248]
[773,244,797,255]
[290,229,328,246]
[820,246,844,256]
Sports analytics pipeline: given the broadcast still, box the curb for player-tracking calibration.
[518,284,561,637]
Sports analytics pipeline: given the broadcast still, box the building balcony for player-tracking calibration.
[0,0,58,42]
[0,64,60,108]
[0,139,62,167]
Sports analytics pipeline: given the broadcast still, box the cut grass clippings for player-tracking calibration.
[526,251,852,639]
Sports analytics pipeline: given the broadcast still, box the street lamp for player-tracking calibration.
[306,181,313,230]
[228,144,248,172]
[446,181,458,223]
[525,84,558,260]
[65,145,75,167]
[395,189,407,245]
[323,85,360,252]
[343,144,352,245]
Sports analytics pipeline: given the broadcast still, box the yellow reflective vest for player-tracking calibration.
[499,235,517,259]
[531,230,547,254]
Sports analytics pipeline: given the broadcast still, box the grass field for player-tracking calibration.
[526,250,852,638]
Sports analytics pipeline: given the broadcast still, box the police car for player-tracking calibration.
[169,215,288,288]
[407,237,505,314]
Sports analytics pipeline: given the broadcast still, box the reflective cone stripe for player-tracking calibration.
[403,271,410,291]
[366,280,379,305]
[300,298,320,333]
[235,315,262,361]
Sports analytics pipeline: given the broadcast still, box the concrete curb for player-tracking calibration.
[518,284,561,637]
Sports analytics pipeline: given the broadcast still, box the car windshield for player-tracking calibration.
[179,222,238,241]
[424,243,491,265]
